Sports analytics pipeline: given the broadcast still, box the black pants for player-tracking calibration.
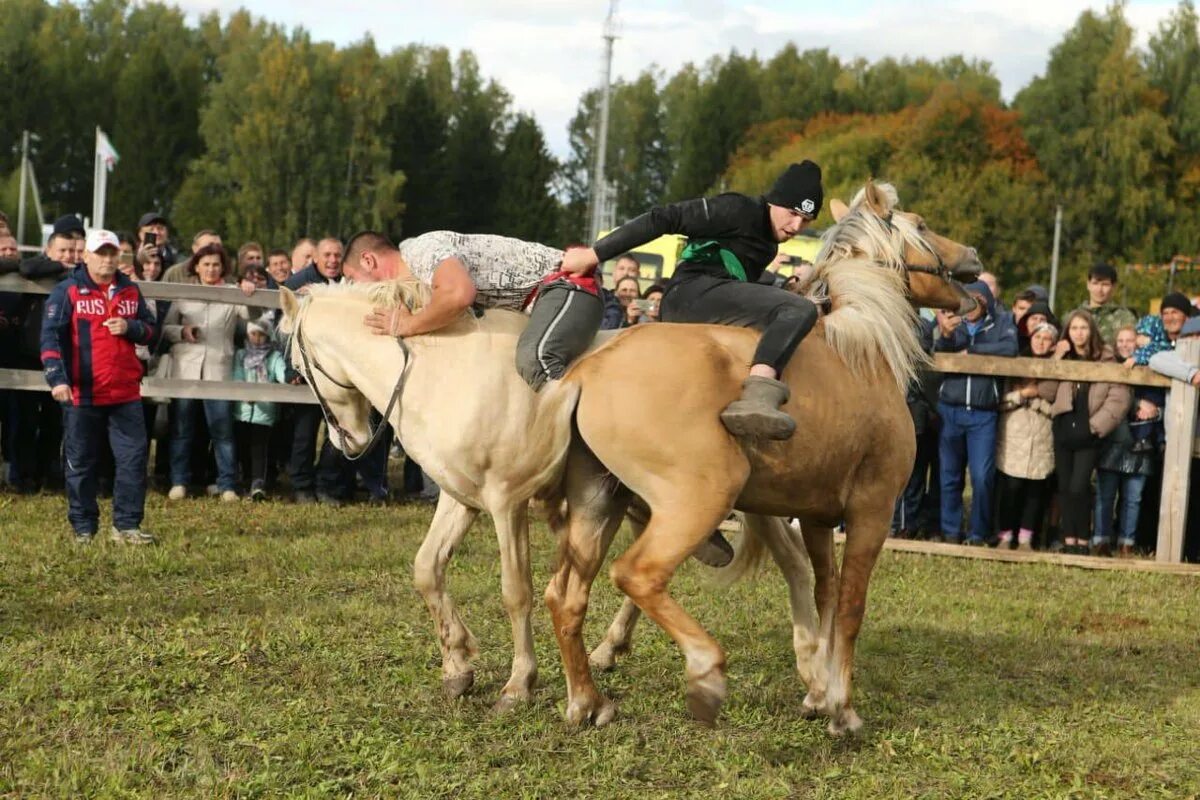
[13,392,63,491]
[893,425,939,533]
[515,280,604,391]
[661,271,818,373]
[1054,444,1099,541]
[995,472,1050,534]
[237,422,272,490]
[63,401,147,533]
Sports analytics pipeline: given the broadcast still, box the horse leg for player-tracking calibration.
[609,494,739,726]
[799,524,837,719]
[492,501,538,711]
[588,506,646,671]
[745,515,820,691]
[412,493,480,698]
[821,505,890,736]
[544,448,629,726]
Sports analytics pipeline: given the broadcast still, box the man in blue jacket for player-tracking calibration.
[933,281,1018,545]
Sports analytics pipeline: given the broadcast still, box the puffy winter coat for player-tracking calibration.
[996,380,1055,479]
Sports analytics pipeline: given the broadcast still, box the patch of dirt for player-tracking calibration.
[1073,611,1151,634]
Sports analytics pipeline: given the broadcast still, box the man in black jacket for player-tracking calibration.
[562,161,823,440]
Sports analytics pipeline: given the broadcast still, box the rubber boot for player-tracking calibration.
[720,376,796,440]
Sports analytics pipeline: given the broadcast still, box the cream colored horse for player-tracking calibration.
[280,284,579,708]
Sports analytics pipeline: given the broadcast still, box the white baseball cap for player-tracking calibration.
[85,229,120,253]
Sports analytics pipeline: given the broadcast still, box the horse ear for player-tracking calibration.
[863,179,886,215]
[278,286,299,329]
[830,199,850,222]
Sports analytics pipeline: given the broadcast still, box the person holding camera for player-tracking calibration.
[932,280,1018,545]
[41,230,158,544]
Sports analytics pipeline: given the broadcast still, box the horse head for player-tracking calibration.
[279,285,393,458]
[829,179,982,315]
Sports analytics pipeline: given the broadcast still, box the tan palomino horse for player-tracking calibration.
[544,180,981,734]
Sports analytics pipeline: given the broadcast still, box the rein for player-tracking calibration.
[293,306,410,462]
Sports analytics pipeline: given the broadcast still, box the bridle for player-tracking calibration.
[292,304,410,462]
[879,209,956,282]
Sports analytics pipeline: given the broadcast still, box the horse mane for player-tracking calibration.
[806,182,926,393]
[307,278,434,311]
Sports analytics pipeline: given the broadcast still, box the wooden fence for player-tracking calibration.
[2,272,1199,562]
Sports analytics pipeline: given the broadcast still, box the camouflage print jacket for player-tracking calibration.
[1078,302,1138,349]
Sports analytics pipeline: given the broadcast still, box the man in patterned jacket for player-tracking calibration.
[345,230,600,391]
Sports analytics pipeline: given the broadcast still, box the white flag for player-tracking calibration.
[96,129,119,172]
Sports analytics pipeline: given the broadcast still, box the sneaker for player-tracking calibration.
[110,526,156,546]
[220,489,238,503]
[167,485,187,500]
[1016,540,1034,553]
[206,484,220,497]
[73,530,96,544]
[250,487,267,502]
[1089,542,1112,557]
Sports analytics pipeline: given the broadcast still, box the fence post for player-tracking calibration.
[1156,337,1200,563]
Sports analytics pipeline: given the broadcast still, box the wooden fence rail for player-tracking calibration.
[1,273,1198,562]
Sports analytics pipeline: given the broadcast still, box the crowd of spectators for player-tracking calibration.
[896,265,1200,559]
[0,211,441,543]
[2,208,1199,557]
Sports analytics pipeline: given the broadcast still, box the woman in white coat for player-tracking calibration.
[161,244,250,501]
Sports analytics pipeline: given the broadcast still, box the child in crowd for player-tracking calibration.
[995,321,1058,550]
[1122,316,1170,453]
[233,319,287,500]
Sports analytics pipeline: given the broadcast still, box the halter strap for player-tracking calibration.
[293,311,410,462]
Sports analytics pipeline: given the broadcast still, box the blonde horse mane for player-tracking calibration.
[807,183,926,393]
[307,278,434,311]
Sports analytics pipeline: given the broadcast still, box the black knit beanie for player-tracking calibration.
[764,160,823,219]
[1161,291,1198,317]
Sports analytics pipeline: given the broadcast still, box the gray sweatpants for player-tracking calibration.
[515,279,603,391]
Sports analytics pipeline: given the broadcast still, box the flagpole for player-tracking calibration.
[92,126,103,229]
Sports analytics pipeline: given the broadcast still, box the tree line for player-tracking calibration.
[1,0,1198,308]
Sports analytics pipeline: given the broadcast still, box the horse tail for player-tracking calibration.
[526,379,582,522]
[714,514,803,587]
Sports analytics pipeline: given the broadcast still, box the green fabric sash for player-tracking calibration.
[678,240,747,282]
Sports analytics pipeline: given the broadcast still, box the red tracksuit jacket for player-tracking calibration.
[40,266,156,406]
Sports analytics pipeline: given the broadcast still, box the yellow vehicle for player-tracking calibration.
[599,231,824,289]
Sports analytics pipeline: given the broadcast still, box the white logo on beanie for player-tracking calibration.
[800,198,816,214]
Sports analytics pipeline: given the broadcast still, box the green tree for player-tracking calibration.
[385,59,450,238]
[1017,5,1174,275]
[667,52,763,200]
[441,51,509,233]
[494,114,560,243]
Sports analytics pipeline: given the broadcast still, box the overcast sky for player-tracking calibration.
[178,0,1183,155]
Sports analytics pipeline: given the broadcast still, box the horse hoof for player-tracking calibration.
[589,644,623,672]
[685,669,726,726]
[491,694,526,714]
[827,707,863,737]
[800,703,821,720]
[565,694,616,728]
[442,671,475,699]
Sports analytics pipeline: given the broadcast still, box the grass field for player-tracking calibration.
[2,493,1199,799]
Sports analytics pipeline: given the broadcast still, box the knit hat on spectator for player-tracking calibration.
[1025,284,1049,302]
[53,214,84,236]
[1160,292,1198,318]
[765,160,823,219]
[246,318,273,338]
[85,229,120,253]
[1025,300,1057,323]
